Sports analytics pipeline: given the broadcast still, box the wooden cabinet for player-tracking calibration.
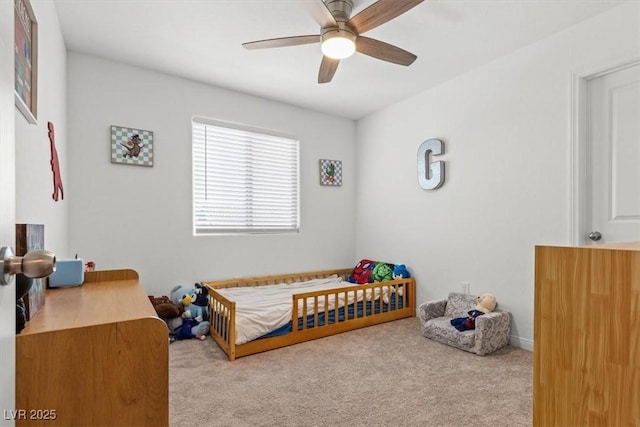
[15,270,168,427]
[534,242,640,426]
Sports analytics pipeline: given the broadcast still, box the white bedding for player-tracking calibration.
[215,275,398,345]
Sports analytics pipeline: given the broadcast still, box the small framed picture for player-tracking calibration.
[14,0,38,124]
[110,125,154,167]
[320,159,342,186]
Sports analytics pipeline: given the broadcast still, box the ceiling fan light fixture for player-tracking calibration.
[321,29,356,59]
[242,0,424,83]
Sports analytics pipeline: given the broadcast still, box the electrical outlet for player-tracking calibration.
[461,281,470,294]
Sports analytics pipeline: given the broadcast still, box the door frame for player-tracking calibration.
[569,55,640,245]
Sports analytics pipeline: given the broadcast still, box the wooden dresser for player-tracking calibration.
[15,269,168,427]
[534,242,640,426]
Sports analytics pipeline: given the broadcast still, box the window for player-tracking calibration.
[192,117,300,235]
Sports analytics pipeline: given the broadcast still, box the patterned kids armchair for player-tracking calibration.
[418,292,511,356]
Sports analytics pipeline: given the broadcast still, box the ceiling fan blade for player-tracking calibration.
[356,36,417,66]
[318,56,340,84]
[348,0,424,34]
[304,0,337,28]
[242,35,320,50]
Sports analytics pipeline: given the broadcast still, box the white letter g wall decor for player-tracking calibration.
[417,138,445,190]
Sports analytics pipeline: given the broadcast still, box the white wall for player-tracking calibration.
[355,1,640,350]
[67,54,356,296]
[15,0,68,258]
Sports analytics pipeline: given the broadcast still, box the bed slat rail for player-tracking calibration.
[291,279,413,332]
[207,289,237,360]
[203,268,353,289]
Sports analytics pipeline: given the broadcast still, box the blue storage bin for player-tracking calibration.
[48,259,85,287]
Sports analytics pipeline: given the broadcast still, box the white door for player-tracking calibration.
[0,0,17,424]
[586,62,640,244]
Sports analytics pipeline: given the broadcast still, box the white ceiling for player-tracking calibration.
[54,0,626,120]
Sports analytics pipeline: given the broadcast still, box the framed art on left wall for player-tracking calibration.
[14,0,38,124]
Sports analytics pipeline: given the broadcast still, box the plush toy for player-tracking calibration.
[476,293,497,314]
[192,284,209,306]
[174,318,210,341]
[450,293,497,332]
[170,284,196,305]
[372,262,394,282]
[166,317,184,335]
[392,264,411,279]
[171,283,209,322]
[347,259,376,284]
[180,293,204,322]
[149,295,183,319]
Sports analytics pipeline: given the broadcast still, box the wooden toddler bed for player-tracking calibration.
[203,268,416,361]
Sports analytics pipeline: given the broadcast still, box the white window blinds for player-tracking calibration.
[192,118,300,234]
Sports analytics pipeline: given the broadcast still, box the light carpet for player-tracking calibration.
[169,317,532,427]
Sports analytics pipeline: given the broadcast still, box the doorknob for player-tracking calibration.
[0,246,56,286]
[587,231,602,241]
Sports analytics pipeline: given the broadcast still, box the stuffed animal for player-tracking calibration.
[372,262,394,282]
[450,293,497,332]
[166,317,184,335]
[192,284,209,306]
[347,259,376,284]
[174,318,210,341]
[149,295,183,319]
[475,293,496,314]
[180,293,204,322]
[170,284,196,305]
[392,264,411,279]
[171,283,209,323]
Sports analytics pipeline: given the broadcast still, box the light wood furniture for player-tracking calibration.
[203,268,416,361]
[534,242,640,426]
[16,269,168,427]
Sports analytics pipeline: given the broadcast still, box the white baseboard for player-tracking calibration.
[509,335,533,352]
